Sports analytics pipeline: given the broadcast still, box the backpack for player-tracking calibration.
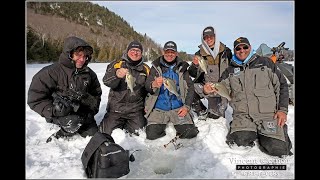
[81,132,131,178]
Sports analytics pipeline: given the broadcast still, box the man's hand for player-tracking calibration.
[274,111,287,128]
[81,93,98,111]
[116,68,128,78]
[52,101,72,117]
[178,106,188,117]
[203,82,217,95]
[152,77,163,88]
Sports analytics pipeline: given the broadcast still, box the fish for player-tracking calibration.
[196,55,208,74]
[163,77,180,98]
[211,82,231,101]
[125,71,136,95]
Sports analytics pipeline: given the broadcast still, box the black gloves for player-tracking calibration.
[52,90,97,115]
[52,98,72,117]
[81,93,98,111]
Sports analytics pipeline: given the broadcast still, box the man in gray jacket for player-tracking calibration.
[206,37,292,157]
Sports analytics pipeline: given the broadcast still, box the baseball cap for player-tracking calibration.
[233,37,250,48]
[163,41,177,52]
[203,26,215,37]
[127,40,143,52]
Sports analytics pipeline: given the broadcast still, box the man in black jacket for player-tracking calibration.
[99,40,150,136]
[28,36,102,142]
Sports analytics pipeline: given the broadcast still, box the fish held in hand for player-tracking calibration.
[196,55,208,74]
[163,78,180,98]
[211,82,231,101]
[126,71,136,95]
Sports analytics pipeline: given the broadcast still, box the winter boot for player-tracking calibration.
[198,110,208,121]
[46,128,75,143]
[192,100,207,116]
[207,109,220,120]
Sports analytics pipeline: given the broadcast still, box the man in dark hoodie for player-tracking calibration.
[99,40,150,136]
[144,41,199,140]
[188,26,232,120]
[28,36,102,142]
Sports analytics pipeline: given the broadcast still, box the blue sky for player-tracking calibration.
[91,1,294,54]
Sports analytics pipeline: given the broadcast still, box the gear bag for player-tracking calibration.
[81,132,131,178]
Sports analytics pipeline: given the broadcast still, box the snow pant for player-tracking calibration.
[78,121,98,137]
[226,114,292,157]
[191,91,207,115]
[99,110,147,136]
[146,108,199,140]
[207,96,228,118]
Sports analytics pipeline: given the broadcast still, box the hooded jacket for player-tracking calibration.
[102,53,150,114]
[27,36,102,121]
[219,53,289,117]
[189,42,232,84]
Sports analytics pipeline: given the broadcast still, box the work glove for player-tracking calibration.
[80,93,98,111]
[52,98,72,117]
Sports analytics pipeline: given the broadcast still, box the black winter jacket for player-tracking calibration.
[27,36,102,122]
[102,53,150,114]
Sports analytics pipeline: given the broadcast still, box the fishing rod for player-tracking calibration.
[163,118,205,150]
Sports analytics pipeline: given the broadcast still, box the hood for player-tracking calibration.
[198,42,226,56]
[59,36,93,69]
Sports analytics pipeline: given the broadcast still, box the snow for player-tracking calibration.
[26,62,295,179]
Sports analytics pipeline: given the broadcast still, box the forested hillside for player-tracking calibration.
[27,2,192,63]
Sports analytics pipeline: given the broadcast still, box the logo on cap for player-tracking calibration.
[164,41,177,51]
[131,44,140,47]
[236,38,242,43]
[204,29,213,33]
[166,42,175,47]
[233,37,250,48]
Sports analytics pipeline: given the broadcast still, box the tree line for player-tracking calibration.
[26,2,193,63]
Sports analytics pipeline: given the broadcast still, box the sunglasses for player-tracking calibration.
[235,45,249,51]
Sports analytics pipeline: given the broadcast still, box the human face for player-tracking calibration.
[72,51,88,68]
[163,50,177,62]
[234,44,251,61]
[128,48,142,61]
[204,35,215,48]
